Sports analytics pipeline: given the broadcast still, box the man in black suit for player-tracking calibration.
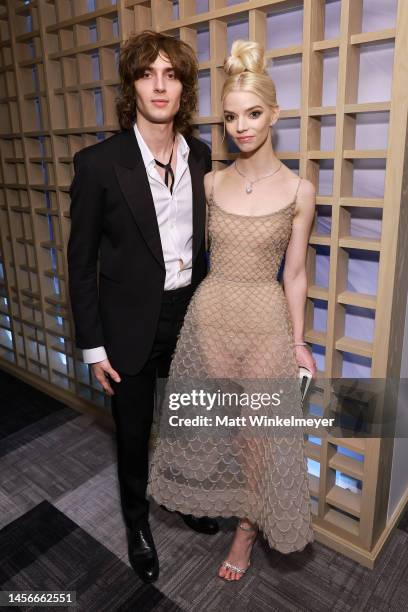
[67,30,218,584]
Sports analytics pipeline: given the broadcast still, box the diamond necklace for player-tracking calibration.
[234,160,282,194]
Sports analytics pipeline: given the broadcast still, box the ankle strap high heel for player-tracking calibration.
[219,521,258,580]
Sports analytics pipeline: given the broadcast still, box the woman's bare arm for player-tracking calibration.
[282,178,316,370]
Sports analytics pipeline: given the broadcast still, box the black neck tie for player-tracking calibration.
[154,137,175,194]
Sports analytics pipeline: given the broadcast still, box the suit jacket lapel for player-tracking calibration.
[187,142,206,265]
[113,129,165,270]
[113,128,206,271]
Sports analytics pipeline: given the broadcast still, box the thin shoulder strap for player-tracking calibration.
[209,169,217,203]
[294,176,302,201]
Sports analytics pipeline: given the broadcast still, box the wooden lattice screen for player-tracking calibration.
[0,0,407,567]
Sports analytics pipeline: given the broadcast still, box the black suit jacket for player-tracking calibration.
[67,128,211,375]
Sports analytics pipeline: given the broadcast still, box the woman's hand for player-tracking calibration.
[294,345,317,377]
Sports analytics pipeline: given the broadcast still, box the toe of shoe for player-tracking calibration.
[130,557,159,583]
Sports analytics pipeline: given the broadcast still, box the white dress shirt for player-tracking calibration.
[82,123,194,364]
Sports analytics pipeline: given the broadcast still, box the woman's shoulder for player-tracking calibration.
[204,165,232,200]
[287,175,316,219]
[282,167,315,197]
[204,164,232,184]
[204,168,217,201]
[203,168,216,192]
[296,176,316,199]
[204,168,216,181]
[204,164,230,177]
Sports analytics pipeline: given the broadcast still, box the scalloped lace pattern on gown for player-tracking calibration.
[147,173,314,554]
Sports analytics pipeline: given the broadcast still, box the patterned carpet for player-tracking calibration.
[1,367,407,611]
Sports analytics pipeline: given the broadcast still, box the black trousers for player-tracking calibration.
[110,284,194,531]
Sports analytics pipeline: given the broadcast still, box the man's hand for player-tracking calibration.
[91,359,121,396]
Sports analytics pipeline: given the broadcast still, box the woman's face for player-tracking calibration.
[223,90,279,153]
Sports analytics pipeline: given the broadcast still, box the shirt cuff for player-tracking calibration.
[82,346,108,364]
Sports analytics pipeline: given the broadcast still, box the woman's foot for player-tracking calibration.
[218,519,258,581]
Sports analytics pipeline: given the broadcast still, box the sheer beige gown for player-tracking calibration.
[147,171,314,554]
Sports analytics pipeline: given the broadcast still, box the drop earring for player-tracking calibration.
[221,121,226,143]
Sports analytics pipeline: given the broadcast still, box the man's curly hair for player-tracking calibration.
[116,30,199,136]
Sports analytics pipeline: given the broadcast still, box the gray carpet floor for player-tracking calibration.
[1,368,407,611]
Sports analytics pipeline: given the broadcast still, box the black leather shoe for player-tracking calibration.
[160,504,219,535]
[127,522,159,583]
[180,513,219,535]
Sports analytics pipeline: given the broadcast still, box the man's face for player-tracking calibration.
[134,53,183,125]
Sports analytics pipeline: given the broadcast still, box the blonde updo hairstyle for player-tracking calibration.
[222,40,278,110]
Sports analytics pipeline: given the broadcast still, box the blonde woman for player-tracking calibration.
[148,40,316,581]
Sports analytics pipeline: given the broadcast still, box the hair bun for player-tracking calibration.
[224,40,268,76]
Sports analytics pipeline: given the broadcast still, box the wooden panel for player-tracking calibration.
[0,0,407,568]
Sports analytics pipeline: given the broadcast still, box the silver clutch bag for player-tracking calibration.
[298,366,313,401]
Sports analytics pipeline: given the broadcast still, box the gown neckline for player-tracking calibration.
[209,197,296,219]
